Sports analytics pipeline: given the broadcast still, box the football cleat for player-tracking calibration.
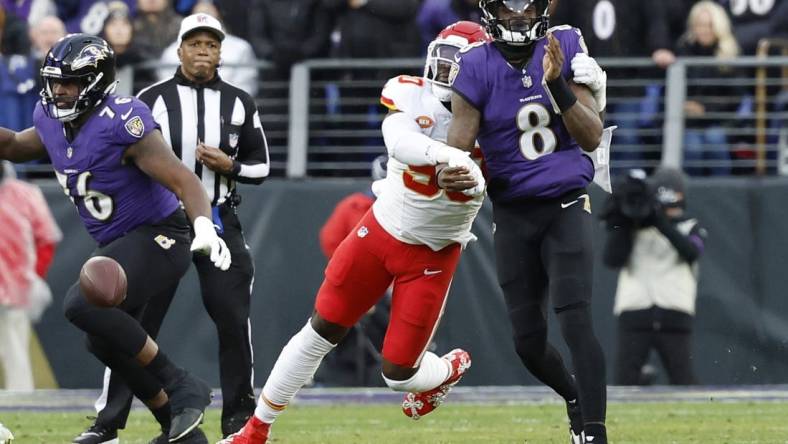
[148,427,208,444]
[402,348,471,420]
[216,416,270,444]
[72,420,118,444]
[566,398,584,444]
[165,372,212,442]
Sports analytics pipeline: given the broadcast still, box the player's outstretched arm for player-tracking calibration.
[0,127,47,162]
[125,129,231,270]
[447,93,480,151]
[126,130,211,222]
[382,110,468,167]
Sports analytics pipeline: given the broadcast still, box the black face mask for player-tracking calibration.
[493,40,535,65]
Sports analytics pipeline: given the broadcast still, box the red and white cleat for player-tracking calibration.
[402,348,472,420]
[216,416,270,444]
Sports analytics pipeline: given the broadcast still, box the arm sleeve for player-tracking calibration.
[382,111,449,166]
[230,96,270,184]
[603,226,635,268]
[654,216,705,263]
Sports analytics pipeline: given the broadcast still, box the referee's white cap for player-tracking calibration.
[178,13,225,44]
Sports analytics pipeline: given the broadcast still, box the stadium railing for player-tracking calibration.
[12,56,788,179]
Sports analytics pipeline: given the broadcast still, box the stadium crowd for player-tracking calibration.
[0,0,785,176]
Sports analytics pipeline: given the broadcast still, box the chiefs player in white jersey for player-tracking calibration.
[220,22,490,444]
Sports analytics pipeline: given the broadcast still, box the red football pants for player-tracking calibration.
[315,209,461,367]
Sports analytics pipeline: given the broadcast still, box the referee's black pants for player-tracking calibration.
[94,205,256,436]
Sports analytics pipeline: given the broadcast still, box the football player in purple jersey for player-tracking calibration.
[447,1,609,443]
[0,34,231,443]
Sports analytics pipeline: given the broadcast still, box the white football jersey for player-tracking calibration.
[374,74,484,252]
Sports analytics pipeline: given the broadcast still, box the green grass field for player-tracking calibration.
[3,402,788,444]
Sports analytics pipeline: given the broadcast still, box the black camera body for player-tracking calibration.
[601,170,658,226]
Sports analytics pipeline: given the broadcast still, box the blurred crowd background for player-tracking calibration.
[0,0,785,178]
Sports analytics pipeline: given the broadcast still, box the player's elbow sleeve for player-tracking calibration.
[382,113,440,166]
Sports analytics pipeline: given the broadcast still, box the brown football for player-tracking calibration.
[79,256,127,308]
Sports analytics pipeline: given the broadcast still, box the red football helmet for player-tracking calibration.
[424,21,490,102]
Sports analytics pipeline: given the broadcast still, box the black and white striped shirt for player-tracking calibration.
[138,69,270,206]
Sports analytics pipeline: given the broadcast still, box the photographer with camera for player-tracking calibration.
[601,168,707,385]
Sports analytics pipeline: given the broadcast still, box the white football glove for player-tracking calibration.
[461,163,486,197]
[191,216,232,271]
[435,146,486,197]
[571,53,607,112]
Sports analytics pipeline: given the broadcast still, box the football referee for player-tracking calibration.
[76,13,269,443]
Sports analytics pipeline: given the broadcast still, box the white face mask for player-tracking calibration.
[424,40,464,102]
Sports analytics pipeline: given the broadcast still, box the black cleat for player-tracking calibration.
[149,427,208,444]
[566,398,584,444]
[73,420,118,444]
[165,372,212,442]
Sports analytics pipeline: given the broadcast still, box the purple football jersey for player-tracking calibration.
[34,95,180,245]
[452,26,594,202]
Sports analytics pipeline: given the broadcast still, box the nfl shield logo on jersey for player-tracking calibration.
[229,132,239,148]
[66,147,73,158]
[522,75,533,88]
[124,116,145,138]
[357,226,369,238]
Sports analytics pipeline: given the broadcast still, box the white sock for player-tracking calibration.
[382,351,451,393]
[254,321,335,423]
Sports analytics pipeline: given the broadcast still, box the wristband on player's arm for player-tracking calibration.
[544,76,577,114]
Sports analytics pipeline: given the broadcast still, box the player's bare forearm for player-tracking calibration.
[448,93,480,151]
[126,130,212,222]
[562,82,603,152]
[0,127,47,162]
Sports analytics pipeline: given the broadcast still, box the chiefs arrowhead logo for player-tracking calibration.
[416,115,434,129]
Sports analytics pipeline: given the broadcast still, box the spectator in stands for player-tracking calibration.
[160,0,258,96]
[248,0,331,80]
[56,0,136,35]
[103,3,145,68]
[552,0,678,172]
[133,0,180,58]
[417,0,481,49]
[213,0,248,40]
[677,1,740,176]
[0,8,37,130]
[601,168,706,385]
[0,0,55,27]
[323,0,422,59]
[715,0,787,55]
[0,161,62,390]
[1,5,30,55]
[28,14,65,63]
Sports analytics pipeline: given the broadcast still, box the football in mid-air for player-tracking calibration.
[79,256,127,308]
